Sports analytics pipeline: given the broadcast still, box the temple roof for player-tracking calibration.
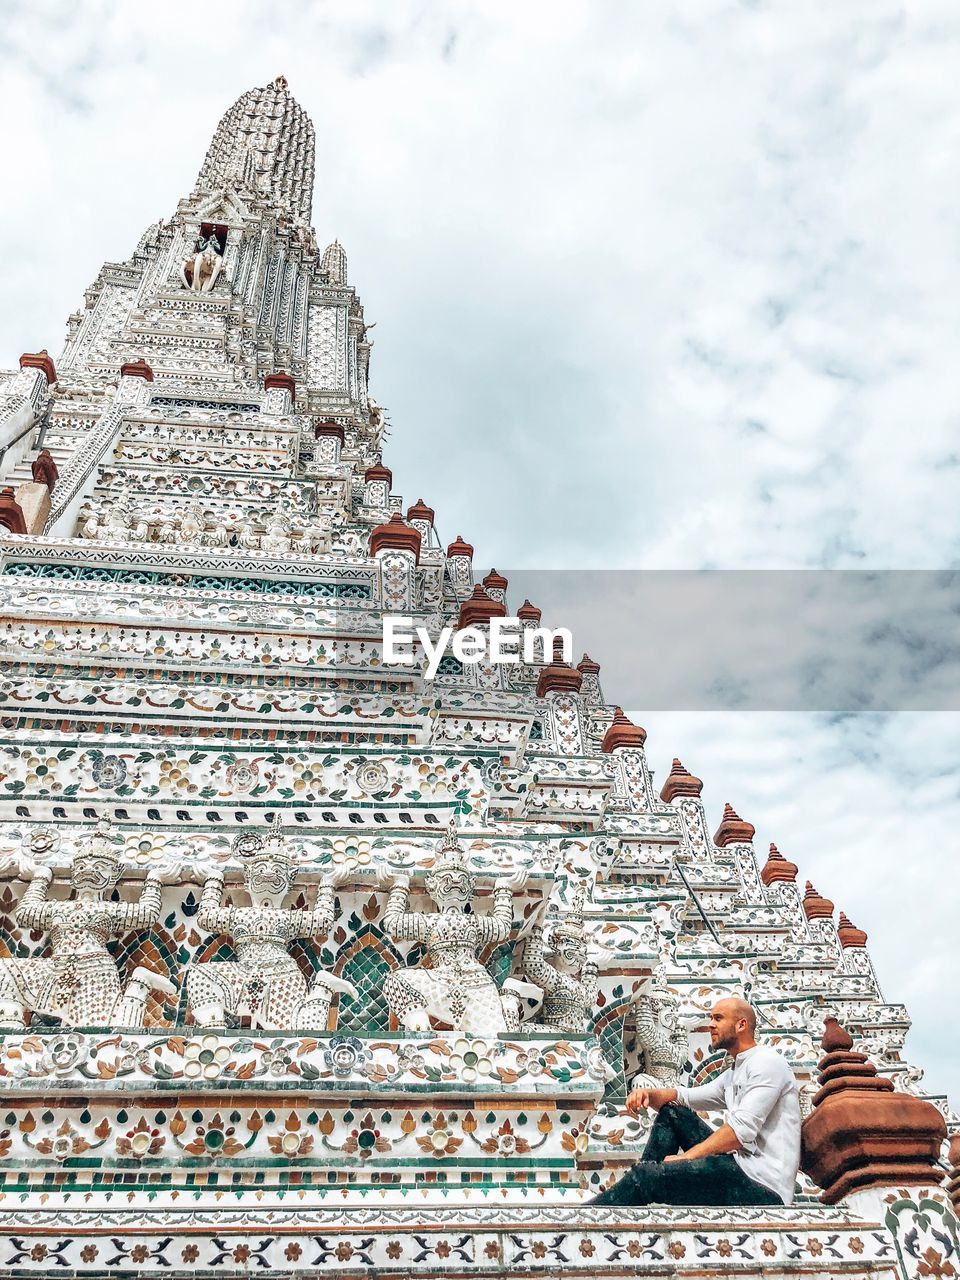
[193,76,316,226]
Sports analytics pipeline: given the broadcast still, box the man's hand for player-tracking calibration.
[625,1087,678,1116]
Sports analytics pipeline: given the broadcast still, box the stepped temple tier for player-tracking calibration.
[0,77,955,1278]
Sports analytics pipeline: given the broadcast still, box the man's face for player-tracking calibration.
[707,1002,743,1052]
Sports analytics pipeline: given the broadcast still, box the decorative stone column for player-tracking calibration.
[370,513,421,614]
[800,880,841,958]
[481,568,508,606]
[659,757,714,861]
[536,637,584,754]
[457,586,507,691]
[313,419,344,466]
[364,463,392,510]
[714,803,764,899]
[406,498,435,548]
[517,598,544,664]
[758,843,808,934]
[577,653,604,706]
[600,706,651,810]
[263,369,296,415]
[445,533,474,596]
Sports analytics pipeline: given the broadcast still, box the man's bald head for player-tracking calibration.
[708,997,758,1054]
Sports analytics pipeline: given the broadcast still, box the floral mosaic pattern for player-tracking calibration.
[0,1030,607,1095]
[0,1206,900,1276]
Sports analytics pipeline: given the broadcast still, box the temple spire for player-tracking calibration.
[193,77,316,226]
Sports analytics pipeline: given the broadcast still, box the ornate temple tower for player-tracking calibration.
[0,80,954,1279]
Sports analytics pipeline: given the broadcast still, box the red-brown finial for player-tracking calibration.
[536,641,583,697]
[0,488,27,535]
[406,498,434,525]
[760,843,799,886]
[802,880,835,920]
[314,419,345,442]
[446,535,474,559]
[457,585,507,629]
[482,568,508,592]
[264,369,295,400]
[364,463,393,486]
[713,803,756,846]
[801,1017,946,1203]
[368,512,421,563]
[120,358,154,382]
[821,1016,854,1053]
[577,653,601,675]
[836,912,868,948]
[517,599,542,623]
[660,757,703,803]
[20,349,56,384]
[600,707,647,752]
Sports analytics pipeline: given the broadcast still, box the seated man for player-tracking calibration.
[591,997,800,1206]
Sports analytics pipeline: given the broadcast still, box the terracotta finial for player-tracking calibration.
[482,569,508,592]
[457,584,507,629]
[821,1016,854,1053]
[837,912,868,948]
[760,842,799,886]
[801,1017,946,1203]
[119,357,154,382]
[660,757,703,803]
[446,535,474,560]
[0,487,27,535]
[600,706,647,752]
[364,463,393,486]
[19,349,57,384]
[536,641,583,697]
[713,803,756,847]
[368,512,421,563]
[314,419,345,442]
[406,498,434,525]
[517,599,542,623]
[802,880,835,920]
[264,369,296,400]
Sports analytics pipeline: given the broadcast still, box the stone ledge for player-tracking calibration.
[0,1203,892,1276]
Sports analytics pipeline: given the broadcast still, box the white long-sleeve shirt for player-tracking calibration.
[676,1043,801,1204]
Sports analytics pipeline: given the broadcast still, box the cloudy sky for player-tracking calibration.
[1,1,958,1102]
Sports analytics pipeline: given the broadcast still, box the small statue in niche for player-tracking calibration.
[185,820,356,1031]
[78,503,101,539]
[103,501,130,540]
[236,518,260,551]
[261,511,291,554]
[203,522,229,549]
[627,968,690,1088]
[180,231,224,293]
[380,823,527,1035]
[0,818,176,1029]
[178,503,206,545]
[506,882,600,1033]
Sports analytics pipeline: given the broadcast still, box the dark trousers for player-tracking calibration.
[592,1103,783,1206]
